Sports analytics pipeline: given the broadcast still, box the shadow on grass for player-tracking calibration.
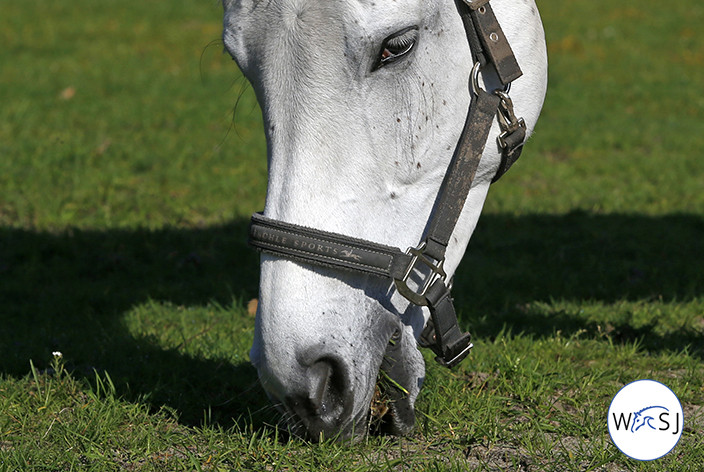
[1,212,702,426]
[454,211,704,356]
[0,219,272,427]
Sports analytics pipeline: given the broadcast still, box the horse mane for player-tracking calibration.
[634,405,667,416]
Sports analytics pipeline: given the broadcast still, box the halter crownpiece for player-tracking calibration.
[248,0,525,368]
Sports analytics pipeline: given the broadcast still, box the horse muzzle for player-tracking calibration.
[254,317,423,441]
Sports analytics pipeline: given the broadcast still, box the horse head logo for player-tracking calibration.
[339,249,362,261]
[631,406,669,433]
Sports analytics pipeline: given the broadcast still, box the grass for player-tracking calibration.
[1,0,703,470]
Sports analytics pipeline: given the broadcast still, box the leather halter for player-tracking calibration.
[248,0,526,368]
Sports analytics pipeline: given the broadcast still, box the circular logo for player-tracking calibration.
[608,379,684,461]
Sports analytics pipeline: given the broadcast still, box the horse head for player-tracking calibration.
[631,406,669,433]
[222,0,547,440]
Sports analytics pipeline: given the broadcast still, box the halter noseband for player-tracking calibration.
[248,0,526,368]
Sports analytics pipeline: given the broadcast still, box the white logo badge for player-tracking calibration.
[608,379,684,461]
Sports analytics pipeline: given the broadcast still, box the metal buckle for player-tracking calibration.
[393,242,446,306]
[436,342,473,368]
[495,90,526,149]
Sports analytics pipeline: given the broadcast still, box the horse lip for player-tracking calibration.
[288,404,370,443]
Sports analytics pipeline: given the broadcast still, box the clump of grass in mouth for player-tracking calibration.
[370,384,390,421]
[368,369,409,434]
[368,383,391,433]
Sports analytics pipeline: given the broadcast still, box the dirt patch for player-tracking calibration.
[465,371,496,392]
[464,443,533,471]
[684,403,704,432]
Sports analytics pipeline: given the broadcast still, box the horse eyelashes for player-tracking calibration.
[386,33,415,51]
[375,27,419,70]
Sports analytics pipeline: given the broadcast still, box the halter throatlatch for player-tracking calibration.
[248,0,526,369]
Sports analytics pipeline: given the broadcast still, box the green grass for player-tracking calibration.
[1,0,703,470]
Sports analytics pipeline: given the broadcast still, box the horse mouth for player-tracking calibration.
[263,319,422,442]
[368,381,415,436]
[367,329,418,436]
[279,381,414,442]
[286,334,418,441]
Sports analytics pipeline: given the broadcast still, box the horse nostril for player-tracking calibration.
[278,350,359,440]
[283,355,355,440]
[308,360,334,414]
[306,357,351,417]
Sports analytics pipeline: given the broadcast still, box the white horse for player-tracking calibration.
[223,0,547,440]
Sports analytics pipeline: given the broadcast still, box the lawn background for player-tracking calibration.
[1,0,703,470]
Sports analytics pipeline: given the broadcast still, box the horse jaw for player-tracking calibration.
[223,0,547,440]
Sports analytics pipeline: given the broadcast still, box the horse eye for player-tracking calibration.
[374,27,418,70]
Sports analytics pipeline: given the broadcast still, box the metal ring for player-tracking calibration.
[470,62,511,96]
[470,62,481,96]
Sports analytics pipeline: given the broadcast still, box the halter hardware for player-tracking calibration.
[496,90,526,151]
[248,0,526,369]
[393,242,447,307]
[470,61,510,97]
